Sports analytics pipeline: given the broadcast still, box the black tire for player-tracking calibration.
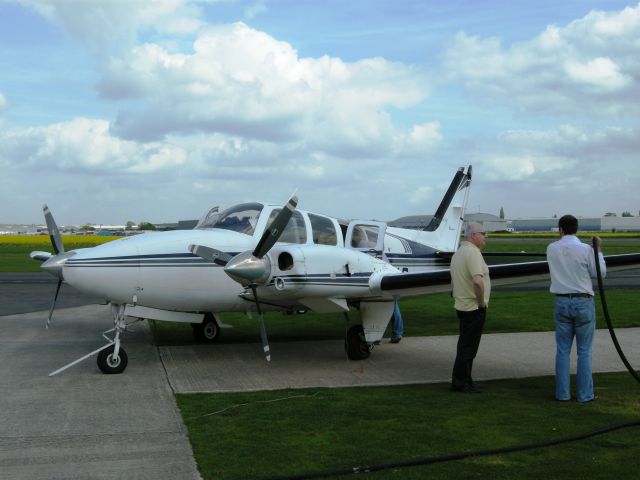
[192,313,221,343]
[97,345,128,374]
[345,325,371,360]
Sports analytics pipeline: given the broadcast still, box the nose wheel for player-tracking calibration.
[49,303,138,377]
[97,345,128,374]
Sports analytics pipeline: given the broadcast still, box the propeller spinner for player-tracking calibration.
[226,194,297,285]
[191,194,298,286]
[189,194,299,362]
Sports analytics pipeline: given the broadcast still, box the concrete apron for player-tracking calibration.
[161,328,640,394]
[0,305,201,480]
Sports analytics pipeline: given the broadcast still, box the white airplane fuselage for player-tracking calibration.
[60,201,459,315]
[35,166,479,373]
[64,229,253,312]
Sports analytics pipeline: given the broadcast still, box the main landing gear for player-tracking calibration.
[191,313,221,343]
[345,324,372,360]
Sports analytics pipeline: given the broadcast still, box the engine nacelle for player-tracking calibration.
[258,244,398,300]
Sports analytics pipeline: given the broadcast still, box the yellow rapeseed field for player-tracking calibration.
[0,235,117,246]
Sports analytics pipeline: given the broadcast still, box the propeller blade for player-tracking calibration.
[250,285,271,362]
[252,195,298,259]
[189,244,232,266]
[43,204,64,255]
[257,316,271,362]
[46,278,62,329]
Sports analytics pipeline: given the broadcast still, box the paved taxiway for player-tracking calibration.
[0,304,201,479]
[1,269,639,478]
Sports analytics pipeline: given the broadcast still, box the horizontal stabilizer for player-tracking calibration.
[30,251,53,262]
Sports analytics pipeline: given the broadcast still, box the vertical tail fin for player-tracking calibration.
[423,166,470,231]
[416,165,472,252]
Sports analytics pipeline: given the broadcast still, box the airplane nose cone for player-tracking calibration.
[224,251,271,285]
[41,251,76,280]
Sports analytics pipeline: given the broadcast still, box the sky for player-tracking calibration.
[1,0,639,226]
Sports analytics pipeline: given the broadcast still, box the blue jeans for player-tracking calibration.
[392,301,404,338]
[554,296,596,402]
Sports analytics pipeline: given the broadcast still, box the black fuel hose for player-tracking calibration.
[264,421,640,480]
[592,237,640,383]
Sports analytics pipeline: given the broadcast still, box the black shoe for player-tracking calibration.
[390,336,402,344]
[452,384,481,394]
[469,379,483,390]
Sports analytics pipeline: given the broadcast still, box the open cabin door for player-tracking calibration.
[345,221,387,259]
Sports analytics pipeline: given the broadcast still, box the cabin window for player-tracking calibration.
[309,213,338,245]
[267,210,307,244]
[212,203,263,235]
[351,225,379,248]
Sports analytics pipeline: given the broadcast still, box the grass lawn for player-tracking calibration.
[167,289,639,480]
[151,290,640,345]
[0,236,112,272]
[177,372,640,480]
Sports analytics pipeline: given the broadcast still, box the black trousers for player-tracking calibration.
[452,307,487,388]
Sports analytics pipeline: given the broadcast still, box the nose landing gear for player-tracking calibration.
[49,303,139,376]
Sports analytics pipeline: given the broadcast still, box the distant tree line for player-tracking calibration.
[76,221,157,231]
[605,212,635,217]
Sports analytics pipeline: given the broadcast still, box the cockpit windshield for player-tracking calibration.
[194,206,220,230]
[205,202,263,235]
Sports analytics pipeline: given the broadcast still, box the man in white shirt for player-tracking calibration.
[547,214,605,403]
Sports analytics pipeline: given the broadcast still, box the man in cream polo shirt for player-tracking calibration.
[450,222,491,393]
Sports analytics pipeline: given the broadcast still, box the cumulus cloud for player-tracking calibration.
[475,125,640,189]
[409,186,434,205]
[7,0,441,203]
[0,92,7,110]
[564,57,630,90]
[101,22,433,160]
[0,118,188,174]
[16,0,204,57]
[443,3,640,114]
[244,0,268,20]
[17,0,437,160]
[386,122,443,158]
[458,123,640,218]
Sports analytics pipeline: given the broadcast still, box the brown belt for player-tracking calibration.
[555,293,592,298]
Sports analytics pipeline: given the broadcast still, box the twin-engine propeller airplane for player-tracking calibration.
[31,165,640,375]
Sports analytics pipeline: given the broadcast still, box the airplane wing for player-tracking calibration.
[374,253,640,297]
